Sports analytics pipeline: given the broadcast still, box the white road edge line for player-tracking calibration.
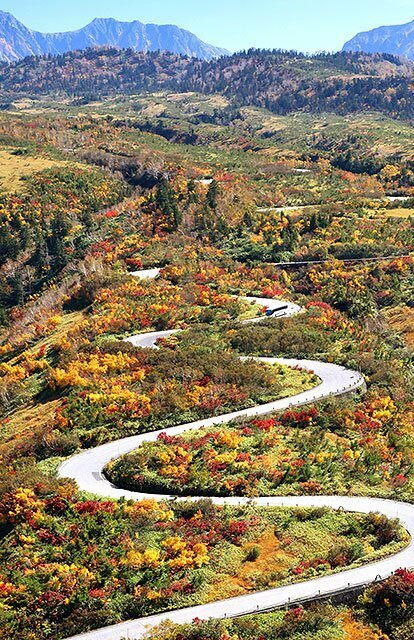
[59,268,413,640]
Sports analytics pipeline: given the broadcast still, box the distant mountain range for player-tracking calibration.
[0,10,229,62]
[343,19,414,60]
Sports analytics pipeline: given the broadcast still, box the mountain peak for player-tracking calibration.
[0,11,229,62]
[343,19,414,59]
[0,10,21,21]
[88,17,138,27]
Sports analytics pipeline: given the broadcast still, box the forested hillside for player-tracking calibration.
[1,32,414,640]
[1,48,414,118]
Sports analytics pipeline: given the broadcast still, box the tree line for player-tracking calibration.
[1,48,414,119]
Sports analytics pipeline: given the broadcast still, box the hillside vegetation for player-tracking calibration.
[1,48,414,119]
[0,50,414,640]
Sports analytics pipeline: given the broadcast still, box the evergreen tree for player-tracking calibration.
[309,212,318,232]
[280,217,299,252]
[206,180,219,210]
[0,224,20,265]
[32,226,49,274]
[153,179,182,233]
[48,211,71,271]
[186,178,199,205]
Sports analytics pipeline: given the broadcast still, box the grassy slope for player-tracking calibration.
[0,147,75,192]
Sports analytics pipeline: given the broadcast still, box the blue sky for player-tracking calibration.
[2,0,414,52]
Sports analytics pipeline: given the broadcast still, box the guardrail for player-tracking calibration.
[115,569,398,640]
[225,575,389,620]
[60,281,372,640]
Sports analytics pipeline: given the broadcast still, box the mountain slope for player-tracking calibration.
[1,49,414,120]
[0,11,229,62]
[0,10,44,61]
[343,19,414,60]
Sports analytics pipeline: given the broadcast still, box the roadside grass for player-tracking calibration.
[197,508,409,602]
[145,605,383,640]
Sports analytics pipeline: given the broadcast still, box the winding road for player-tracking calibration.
[59,268,414,640]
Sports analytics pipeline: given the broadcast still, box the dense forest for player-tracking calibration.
[1,48,414,118]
